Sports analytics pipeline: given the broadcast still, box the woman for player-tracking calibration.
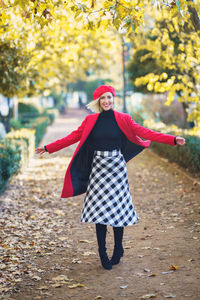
[36,85,185,270]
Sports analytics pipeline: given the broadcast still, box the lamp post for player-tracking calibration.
[122,37,127,113]
[0,96,11,132]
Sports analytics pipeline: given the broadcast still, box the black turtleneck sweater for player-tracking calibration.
[87,109,124,151]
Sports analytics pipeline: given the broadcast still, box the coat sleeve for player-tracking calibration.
[45,116,88,153]
[127,115,176,146]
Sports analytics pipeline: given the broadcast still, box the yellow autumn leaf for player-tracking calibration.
[52,283,63,288]
[149,273,158,277]
[68,283,85,288]
[55,209,65,216]
[52,275,70,281]
[79,239,93,243]
[169,265,178,270]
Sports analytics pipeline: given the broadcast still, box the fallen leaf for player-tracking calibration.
[94,296,102,300]
[14,278,22,282]
[38,286,49,290]
[52,275,70,281]
[82,251,96,256]
[144,268,151,272]
[120,285,128,289]
[58,236,68,241]
[141,294,157,299]
[55,209,65,216]
[37,269,45,273]
[141,247,151,250]
[188,258,195,262]
[0,262,7,269]
[149,273,157,277]
[68,283,84,288]
[79,240,93,243]
[72,258,82,264]
[52,283,63,288]
[164,295,176,298]
[169,265,178,270]
[32,275,42,281]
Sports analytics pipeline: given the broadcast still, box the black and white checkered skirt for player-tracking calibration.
[81,149,139,227]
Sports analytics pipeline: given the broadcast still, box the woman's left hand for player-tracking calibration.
[176,136,185,146]
[35,146,46,155]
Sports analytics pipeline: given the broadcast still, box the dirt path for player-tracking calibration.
[1,108,200,300]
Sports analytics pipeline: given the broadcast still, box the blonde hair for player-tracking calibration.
[86,97,102,113]
[86,96,115,113]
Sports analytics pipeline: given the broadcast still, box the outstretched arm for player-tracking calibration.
[127,115,185,146]
[35,116,88,155]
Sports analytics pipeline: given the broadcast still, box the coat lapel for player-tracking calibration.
[80,113,99,147]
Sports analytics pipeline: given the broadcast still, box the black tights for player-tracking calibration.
[95,223,124,246]
[95,224,124,268]
[96,223,124,232]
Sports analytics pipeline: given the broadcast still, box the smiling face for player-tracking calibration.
[99,92,114,111]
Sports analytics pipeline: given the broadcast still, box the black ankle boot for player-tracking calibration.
[96,224,112,270]
[98,249,112,270]
[111,227,124,265]
[111,246,124,265]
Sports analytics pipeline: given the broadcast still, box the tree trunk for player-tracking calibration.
[188,5,200,32]
[181,102,195,129]
[122,38,127,113]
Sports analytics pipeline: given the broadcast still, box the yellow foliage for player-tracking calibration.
[0,1,123,96]
[0,0,199,123]
[129,3,200,125]
[143,119,200,137]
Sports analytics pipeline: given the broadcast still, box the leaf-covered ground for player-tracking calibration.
[1,108,200,300]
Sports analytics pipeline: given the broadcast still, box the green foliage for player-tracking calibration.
[18,102,40,114]
[142,118,200,174]
[10,118,23,130]
[0,112,51,194]
[18,102,40,124]
[44,108,59,124]
[151,134,200,174]
[25,116,50,146]
[127,49,160,94]
[0,140,21,194]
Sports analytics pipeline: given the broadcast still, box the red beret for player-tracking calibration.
[93,85,115,100]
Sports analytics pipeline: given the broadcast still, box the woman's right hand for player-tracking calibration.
[35,147,46,155]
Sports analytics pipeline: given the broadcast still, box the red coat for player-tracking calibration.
[45,110,176,198]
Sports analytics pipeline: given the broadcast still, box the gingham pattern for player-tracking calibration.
[81,149,139,227]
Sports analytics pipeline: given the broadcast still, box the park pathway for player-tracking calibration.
[1,108,200,300]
